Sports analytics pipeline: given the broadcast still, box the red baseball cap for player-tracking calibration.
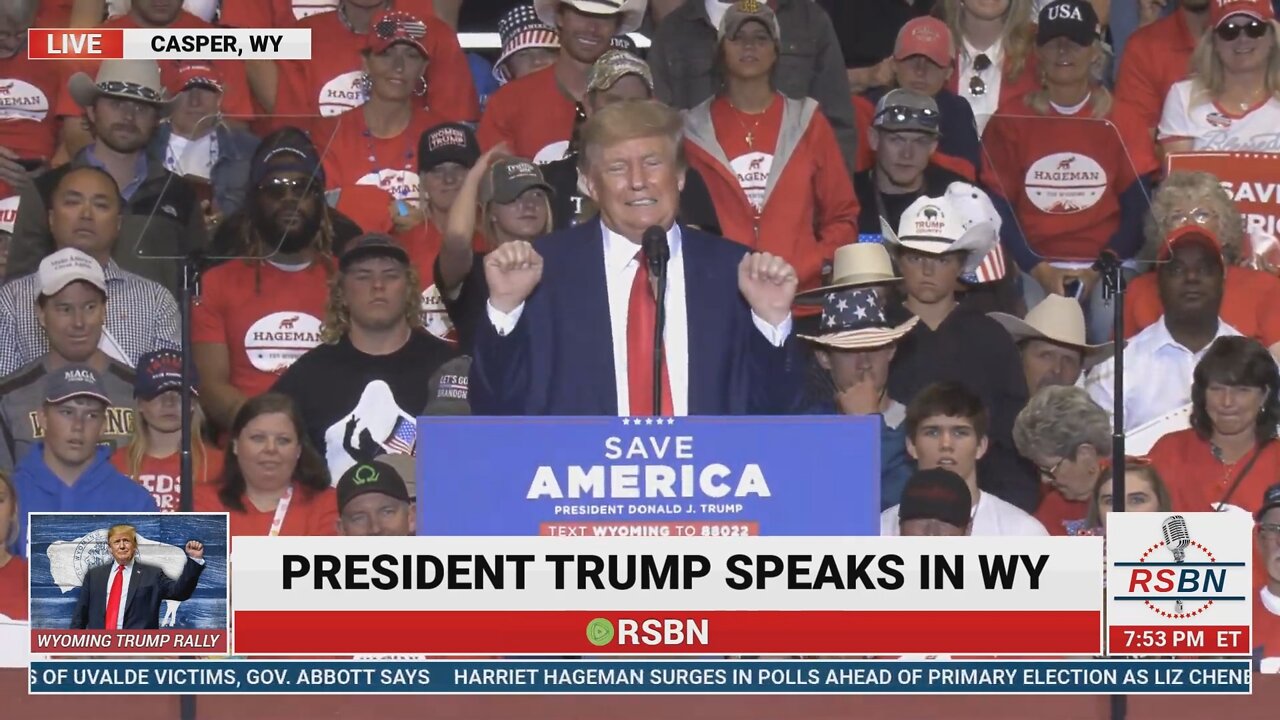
[1209,0,1275,28]
[167,63,223,94]
[1158,225,1224,261]
[894,16,953,68]
[367,10,429,57]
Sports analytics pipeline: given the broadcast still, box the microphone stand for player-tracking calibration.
[179,250,201,720]
[652,258,668,416]
[1094,250,1126,720]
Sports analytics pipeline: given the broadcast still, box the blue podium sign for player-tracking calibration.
[417,416,881,536]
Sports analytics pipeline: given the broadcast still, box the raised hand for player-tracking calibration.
[485,240,544,313]
[184,540,204,560]
[738,252,797,327]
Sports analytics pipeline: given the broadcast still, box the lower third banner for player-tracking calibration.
[416,416,882,536]
[27,659,1252,694]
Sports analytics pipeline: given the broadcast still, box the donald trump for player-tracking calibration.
[71,524,205,630]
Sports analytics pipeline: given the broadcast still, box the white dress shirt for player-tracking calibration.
[109,560,134,629]
[958,37,1004,135]
[1085,317,1242,432]
[486,223,792,415]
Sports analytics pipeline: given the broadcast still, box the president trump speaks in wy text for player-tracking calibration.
[71,524,205,630]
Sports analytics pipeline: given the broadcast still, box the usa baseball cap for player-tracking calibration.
[337,460,411,513]
[44,364,111,405]
[38,248,107,298]
[899,468,973,529]
[1037,0,1101,46]
[1259,482,1280,520]
[418,122,480,173]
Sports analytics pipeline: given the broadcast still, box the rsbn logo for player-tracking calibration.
[1114,514,1249,620]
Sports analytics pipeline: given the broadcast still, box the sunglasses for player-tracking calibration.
[968,53,992,97]
[874,105,941,129]
[1216,20,1269,42]
[258,176,319,200]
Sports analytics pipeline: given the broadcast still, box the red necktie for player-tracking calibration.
[105,564,126,630]
[627,251,673,416]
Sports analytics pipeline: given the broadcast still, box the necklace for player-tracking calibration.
[360,112,416,194]
[727,98,771,150]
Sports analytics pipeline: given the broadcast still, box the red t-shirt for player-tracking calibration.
[0,556,27,621]
[111,446,227,512]
[192,259,332,398]
[194,482,339,537]
[317,106,447,204]
[394,221,484,343]
[1123,266,1280,347]
[981,95,1156,261]
[1256,589,1280,672]
[54,12,254,120]
[477,66,577,162]
[34,0,73,26]
[711,95,784,219]
[1113,10,1197,143]
[1034,487,1091,536]
[0,53,62,197]
[273,4,476,135]
[218,0,339,26]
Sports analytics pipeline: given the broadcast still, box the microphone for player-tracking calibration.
[1161,515,1191,614]
[641,226,669,417]
[642,225,670,280]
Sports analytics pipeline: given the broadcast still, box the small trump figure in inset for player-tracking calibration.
[70,524,204,630]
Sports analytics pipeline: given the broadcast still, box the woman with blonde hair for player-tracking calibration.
[982,0,1156,344]
[1159,0,1280,153]
[1122,171,1280,356]
[939,0,1040,133]
[111,350,224,512]
[0,470,25,621]
[434,144,554,354]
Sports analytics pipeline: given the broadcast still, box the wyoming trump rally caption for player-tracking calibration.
[229,536,1105,656]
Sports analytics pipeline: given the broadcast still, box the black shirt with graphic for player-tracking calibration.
[272,332,458,481]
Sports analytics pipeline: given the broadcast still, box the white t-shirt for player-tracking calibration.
[958,37,1004,135]
[1157,79,1280,153]
[705,0,734,32]
[880,489,1049,536]
[165,132,216,180]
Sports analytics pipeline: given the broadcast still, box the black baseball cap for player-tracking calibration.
[899,468,973,529]
[418,122,480,173]
[339,233,410,271]
[1037,0,1100,46]
[1258,482,1280,520]
[336,460,411,513]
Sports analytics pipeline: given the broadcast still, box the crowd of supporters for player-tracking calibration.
[0,0,1276,669]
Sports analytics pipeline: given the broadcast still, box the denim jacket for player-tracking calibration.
[149,122,260,216]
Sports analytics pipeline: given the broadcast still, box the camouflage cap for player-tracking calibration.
[586,48,654,94]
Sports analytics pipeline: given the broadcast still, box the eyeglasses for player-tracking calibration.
[258,176,318,200]
[1037,457,1066,481]
[873,105,941,130]
[968,53,992,97]
[1215,20,1269,42]
[1258,522,1280,539]
[1167,207,1217,227]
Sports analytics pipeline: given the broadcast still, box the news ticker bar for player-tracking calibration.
[28,29,312,60]
[27,659,1253,695]
[231,610,1102,656]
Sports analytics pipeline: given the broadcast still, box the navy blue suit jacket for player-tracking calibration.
[470,221,804,416]
[71,556,204,630]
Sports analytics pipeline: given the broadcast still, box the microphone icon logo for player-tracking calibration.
[1160,515,1191,614]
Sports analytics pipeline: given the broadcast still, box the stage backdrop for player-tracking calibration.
[27,513,229,631]
[417,416,881,536]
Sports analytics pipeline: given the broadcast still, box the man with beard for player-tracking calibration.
[193,138,335,430]
[477,0,646,162]
[1115,0,1209,150]
[8,60,206,295]
[273,234,457,481]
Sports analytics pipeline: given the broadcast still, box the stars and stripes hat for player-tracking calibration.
[534,0,647,35]
[367,10,429,57]
[881,182,1000,274]
[494,5,560,84]
[797,287,920,350]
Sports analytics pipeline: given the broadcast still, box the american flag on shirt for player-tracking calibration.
[856,234,1007,284]
[383,417,417,455]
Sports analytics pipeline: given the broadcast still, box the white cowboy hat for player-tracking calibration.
[797,243,901,303]
[535,0,647,35]
[798,287,920,350]
[882,182,999,274]
[988,294,1113,366]
[68,59,175,116]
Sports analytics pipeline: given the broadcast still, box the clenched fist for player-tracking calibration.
[738,252,797,327]
[184,540,204,560]
[485,240,544,313]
